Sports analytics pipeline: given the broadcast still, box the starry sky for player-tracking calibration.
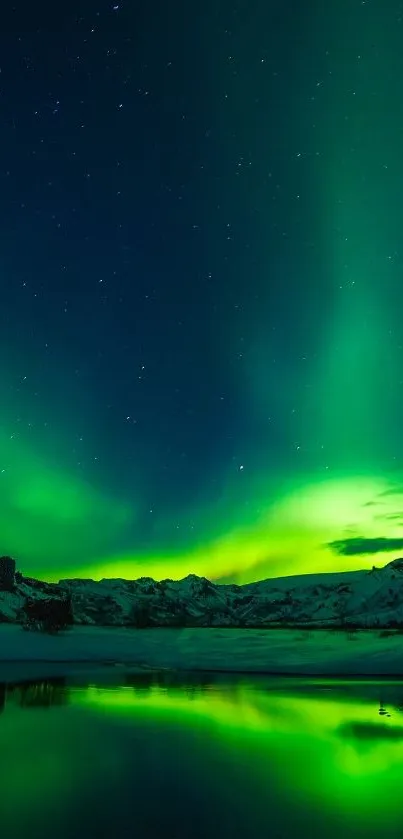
[1,0,403,584]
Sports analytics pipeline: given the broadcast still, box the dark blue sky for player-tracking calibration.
[1,0,403,581]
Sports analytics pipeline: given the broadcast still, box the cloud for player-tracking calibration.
[378,486,403,497]
[328,536,403,556]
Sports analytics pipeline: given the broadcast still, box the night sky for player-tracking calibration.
[1,0,403,583]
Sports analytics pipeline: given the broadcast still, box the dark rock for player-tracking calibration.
[0,556,16,591]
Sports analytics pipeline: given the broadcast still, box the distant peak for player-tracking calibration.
[387,557,403,569]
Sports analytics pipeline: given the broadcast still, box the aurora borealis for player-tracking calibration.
[1,0,403,583]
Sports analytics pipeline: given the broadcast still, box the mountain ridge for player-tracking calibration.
[2,557,403,628]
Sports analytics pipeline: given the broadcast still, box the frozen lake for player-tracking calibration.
[1,624,403,680]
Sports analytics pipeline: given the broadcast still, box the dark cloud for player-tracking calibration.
[378,486,403,497]
[362,488,403,508]
[328,536,403,556]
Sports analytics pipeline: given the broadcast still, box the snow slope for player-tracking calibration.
[2,558,403,629]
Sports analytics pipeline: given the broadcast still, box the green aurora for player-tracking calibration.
[2,425,403,583]
[2,1,403,584]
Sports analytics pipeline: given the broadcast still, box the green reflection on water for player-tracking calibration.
[1,675,403,837]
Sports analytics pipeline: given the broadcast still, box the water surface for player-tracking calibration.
[1,672,403,838]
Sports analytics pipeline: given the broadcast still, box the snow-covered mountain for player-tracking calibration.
[2,558,403,628]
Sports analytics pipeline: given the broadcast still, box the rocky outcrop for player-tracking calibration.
[0,557,16,592]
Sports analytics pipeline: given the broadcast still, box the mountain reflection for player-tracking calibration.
[7,677,69,708]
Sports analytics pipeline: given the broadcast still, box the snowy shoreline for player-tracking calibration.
[1,624,403,681]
